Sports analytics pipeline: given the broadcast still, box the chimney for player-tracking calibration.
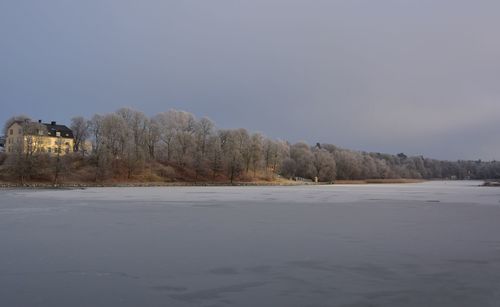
[38,120,42,123]
[51,121,56,125]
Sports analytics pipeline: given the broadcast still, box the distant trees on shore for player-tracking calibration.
[1,107,500,184]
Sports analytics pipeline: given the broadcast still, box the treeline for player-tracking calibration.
[1,107,500,184]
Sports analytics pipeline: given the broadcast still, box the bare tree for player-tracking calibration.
[280,158,297,179]
[53,136,65,185]
[70,116,89,155]
[145,118,160,159]
[290,142,315,179]
[171,111,196,167]
[116,108,150,178]
[207,135,223,181]
[154,110,195,164]
[101,113,127,158]
[312,148,336,182]
[4,119,47,183]
[250,133,263,177]
[195,117,214,158]
[154,112,175,162]
[219,130,244,184]
[88,114,113,181]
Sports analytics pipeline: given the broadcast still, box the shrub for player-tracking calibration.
[157,165,176,180]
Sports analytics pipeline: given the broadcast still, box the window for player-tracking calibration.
[18,129,22,134]
[56,132,61,137]
[9,129,13,135]
[48,148,51,153]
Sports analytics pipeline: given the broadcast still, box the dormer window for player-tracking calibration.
[56,132,61,137]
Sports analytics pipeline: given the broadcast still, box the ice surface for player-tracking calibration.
[1,181,500,306]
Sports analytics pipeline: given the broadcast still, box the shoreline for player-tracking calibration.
[0,179,430,189]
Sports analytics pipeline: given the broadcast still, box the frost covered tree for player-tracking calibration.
[70,116,89,155]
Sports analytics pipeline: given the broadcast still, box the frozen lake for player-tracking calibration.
[1,181,500,306]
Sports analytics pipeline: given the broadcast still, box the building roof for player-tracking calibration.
[7,119,74,139]
[43,122,74,139]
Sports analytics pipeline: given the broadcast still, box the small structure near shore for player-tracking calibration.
[483,181,500,187]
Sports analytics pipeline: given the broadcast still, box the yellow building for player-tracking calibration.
[5,120,75,155]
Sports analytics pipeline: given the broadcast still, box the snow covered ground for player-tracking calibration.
[1,181,500,306]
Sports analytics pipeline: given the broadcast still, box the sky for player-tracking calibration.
[1,0,499,161]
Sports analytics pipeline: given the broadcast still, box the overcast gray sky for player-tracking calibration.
[1,0,499,160]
